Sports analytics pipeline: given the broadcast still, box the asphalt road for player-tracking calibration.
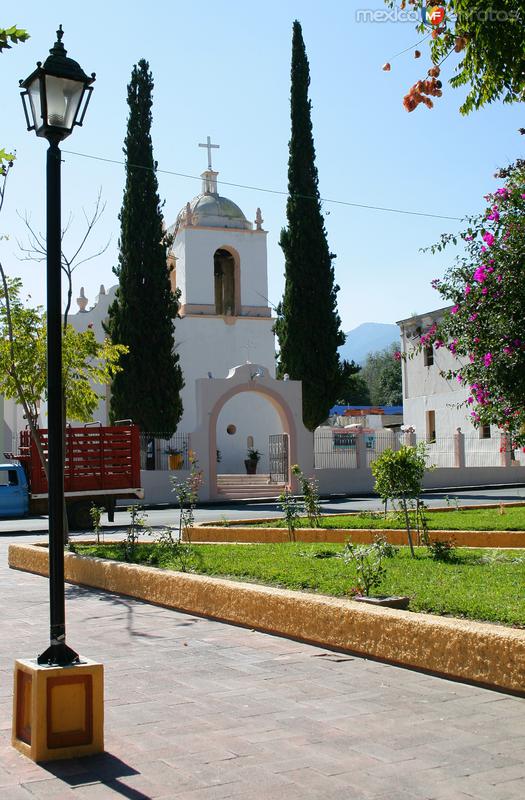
[1,484,524,537]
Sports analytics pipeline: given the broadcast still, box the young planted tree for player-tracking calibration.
[275,20,349,431]
[0,272,127,477]
[371,444,427,557]
[107,60,183,434]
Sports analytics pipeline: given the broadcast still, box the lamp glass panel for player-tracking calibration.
[27,76,43,131]
[44,75,85,130]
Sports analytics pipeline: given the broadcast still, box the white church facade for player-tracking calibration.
[64,143,313,497]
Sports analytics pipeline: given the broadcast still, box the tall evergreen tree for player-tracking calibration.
[275,20,349,431]
[107,60,183,434]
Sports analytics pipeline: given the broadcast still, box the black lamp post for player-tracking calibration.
[20,27,95,667]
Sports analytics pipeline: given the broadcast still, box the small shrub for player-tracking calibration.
[171,451,203,543]
[373,534,399,559]
[343,540,387,596]
[124,505,149,562]
[89,504,103,545]
[279,490,301,541]
[291,464,321,527]
[153,526,201,572]
[428,538,456,562]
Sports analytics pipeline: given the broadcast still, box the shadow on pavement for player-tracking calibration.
[42,752,151,799]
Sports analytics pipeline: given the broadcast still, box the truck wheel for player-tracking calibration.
[68,501,93,531]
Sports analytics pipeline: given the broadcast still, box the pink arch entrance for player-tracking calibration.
[208,383,297,496]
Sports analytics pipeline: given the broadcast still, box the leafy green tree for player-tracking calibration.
[418,158,525,446]
[361,343,402,406]
[0,272,126,475]
[275,20,349,431]
[336,360,371,405]
[107,59,183,434]
[384,1,525,114]
[371,444,427,556]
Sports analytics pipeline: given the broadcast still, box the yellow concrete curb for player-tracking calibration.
[8,543,525,695]
[186,526,525,547]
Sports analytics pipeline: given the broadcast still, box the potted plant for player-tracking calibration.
[244,448,261,475]
[166,447,184,470]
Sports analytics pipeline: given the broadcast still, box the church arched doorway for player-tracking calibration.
[213,247,239,316]
[216,391,284,476]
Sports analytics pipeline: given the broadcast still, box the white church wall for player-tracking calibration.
[216,392,283,474]
[174,227,269,311]
[176,316,276,434]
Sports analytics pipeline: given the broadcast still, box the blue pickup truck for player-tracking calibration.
[0,463,29,517]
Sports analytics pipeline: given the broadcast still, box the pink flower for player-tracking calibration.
[469,313,478,321]
[465,234,473,241]
[456,374,463,383]
[473,266,486,283]
[487,205,500,221]
[482,232,495,246]
[465,284,472,295]
[435,340,443,349]
[467,396,474,404]
[496,187,509,198]
[496,274,503,283]
[393,350,402,361]
[503,346,513,355]
[451,305,459,315]
[483,352,493,367]
[481,287,488,295]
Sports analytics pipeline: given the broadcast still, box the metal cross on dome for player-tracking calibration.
[199,135,220,171]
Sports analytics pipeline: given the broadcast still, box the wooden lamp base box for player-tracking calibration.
[12,658,104,762]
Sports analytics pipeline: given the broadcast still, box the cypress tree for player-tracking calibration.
[107,60,183,434]
[275,20,349,431]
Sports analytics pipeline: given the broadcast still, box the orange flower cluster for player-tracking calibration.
[403,67,442,112]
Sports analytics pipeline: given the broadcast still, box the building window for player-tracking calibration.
[479,424,491,439]
[226,424,236,435]
[423,345,434,367]
[426,410,436,443]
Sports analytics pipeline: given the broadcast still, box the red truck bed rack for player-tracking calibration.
[19,424,141,496]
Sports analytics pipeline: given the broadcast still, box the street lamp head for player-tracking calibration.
[20,25,95,141]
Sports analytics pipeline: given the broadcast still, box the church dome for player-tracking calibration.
[171,169,253,235]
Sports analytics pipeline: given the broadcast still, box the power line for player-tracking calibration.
[62,149,463,222]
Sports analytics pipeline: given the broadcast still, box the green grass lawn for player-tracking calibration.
[78,542,525,628]
[248,506,525,531]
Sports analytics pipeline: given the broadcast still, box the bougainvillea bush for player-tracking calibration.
[418,159,525,446]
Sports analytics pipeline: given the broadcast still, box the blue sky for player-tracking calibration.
[1,0,523,331]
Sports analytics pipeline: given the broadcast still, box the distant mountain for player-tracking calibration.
[339,322,399,365]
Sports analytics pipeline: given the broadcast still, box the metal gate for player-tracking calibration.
[269,433,289,483]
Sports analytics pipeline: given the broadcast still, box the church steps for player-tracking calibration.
[216,475,286,500]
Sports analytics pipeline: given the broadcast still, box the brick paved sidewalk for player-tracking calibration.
[1,538,524,799]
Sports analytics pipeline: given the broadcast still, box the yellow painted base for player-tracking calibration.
[12,658,104,762]
[186,525,525,548]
